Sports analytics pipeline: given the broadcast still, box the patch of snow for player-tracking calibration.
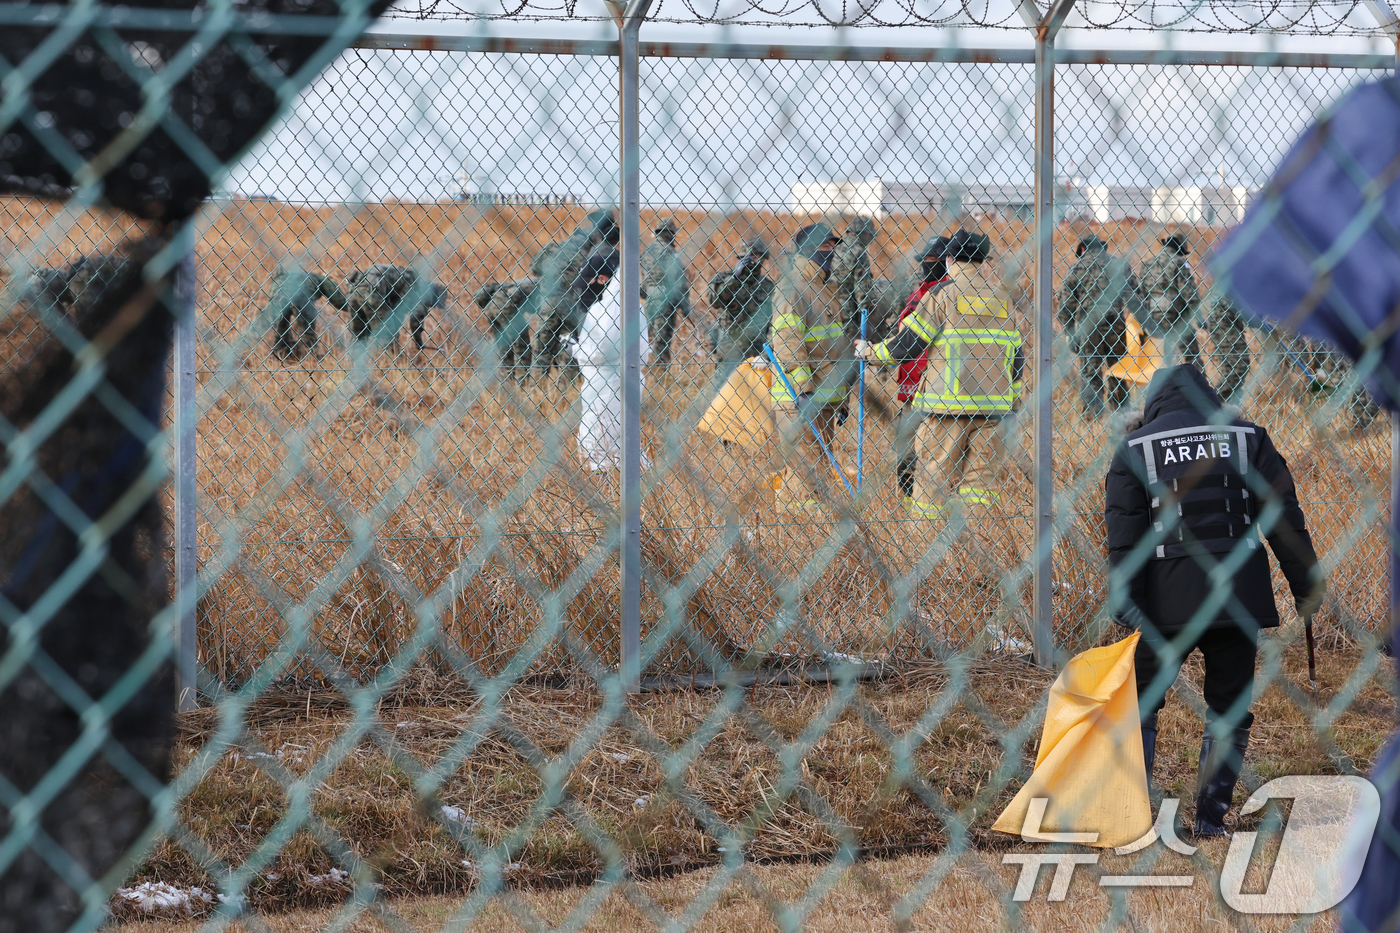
[632,795,650,809]
[116,882,214,913]
[607,752,630,762]
[307,868,350,885]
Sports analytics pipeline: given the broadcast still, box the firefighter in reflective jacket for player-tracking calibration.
[855,229,1024,516]
[765,222,852,512]
[1105,364,1325,836]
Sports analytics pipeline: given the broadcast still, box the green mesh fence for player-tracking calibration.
[3,3,1399,930]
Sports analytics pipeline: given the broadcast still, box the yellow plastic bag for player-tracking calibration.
[697,360,776,452]
[991,631,1152,849]
[1107,313,1165,387]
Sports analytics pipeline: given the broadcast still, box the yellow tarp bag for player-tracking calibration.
[1107,313,1165,386]
[697,359,776,452]
[991,631,1152,849]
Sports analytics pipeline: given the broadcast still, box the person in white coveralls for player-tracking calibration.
[571,275,651,473]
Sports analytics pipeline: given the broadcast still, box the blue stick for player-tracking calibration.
[857,306,867,492]
[763,343,856,498]
[1254,318,1316,380]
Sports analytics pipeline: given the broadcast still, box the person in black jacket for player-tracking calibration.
[1105,364,1325,837]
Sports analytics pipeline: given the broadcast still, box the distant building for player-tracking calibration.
[791,180,888,218]
[458,192,579,206]
[791,179,1254,226]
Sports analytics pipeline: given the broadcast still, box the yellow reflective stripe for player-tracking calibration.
[772,312,804,331]
[805,323,844,341]
[769,363,813,402]
[957,486,999,505]
[873,341,895,365]
[956,296,1009,318]
[904,313,938,343]
[810,383,848,405]
[912,392,1017,413]
[906,499,946,518]
[936,328,1021,343]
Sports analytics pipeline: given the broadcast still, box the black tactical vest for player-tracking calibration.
[1125,422,1259,560]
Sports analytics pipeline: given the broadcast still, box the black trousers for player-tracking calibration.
[1135,624,1258,731]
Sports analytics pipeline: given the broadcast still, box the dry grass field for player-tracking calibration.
[4,195,1393,927]
[2,195,1390,683]
[105,644,1392,923]
[112,853,1339,933]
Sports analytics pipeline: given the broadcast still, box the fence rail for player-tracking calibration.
[4,11,1398,929]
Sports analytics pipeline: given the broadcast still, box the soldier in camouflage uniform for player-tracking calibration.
[707,237,774,363]
[640,217,691,367]
[1205,289,1252,403]
[266,264,348,361]
[472,245,558,378]
[533,209,617,375]
[473,275,538,379]
[831,216,876,342]
[1294,335,1381,432]
[344,264,448,353]
[1057,235,1145,418]
[1137,233,1202,366]
[24,255,133,320]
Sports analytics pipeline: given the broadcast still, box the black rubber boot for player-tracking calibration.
[897,454,916,499]
[1141,712,1158,786]
[1194,724,1251,837]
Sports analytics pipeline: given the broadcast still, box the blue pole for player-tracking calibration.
[1256,318,1317,380]
[763,343,856,498]
[857,306,868,492]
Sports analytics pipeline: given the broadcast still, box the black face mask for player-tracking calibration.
[922,258,946,283]
[580,277,609,309]
[814,248,836,276]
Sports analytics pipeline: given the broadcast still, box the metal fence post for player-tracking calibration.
[1032,0,1075,668]
[619,0,652,693]
[174,254,199,711]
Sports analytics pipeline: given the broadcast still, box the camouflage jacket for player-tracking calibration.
[829,240,873,338]
[640,240,691,314]
[1137,250,1200,332]
[538,230,592,320]
[26,255,134,319]
[1056,251,1142,360]
[706,261,773,334]
[269,269,347,318]
[345,265,444,339]
[479,278,537,348]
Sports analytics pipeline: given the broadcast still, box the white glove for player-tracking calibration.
[748,358,770,371]
[853,339,876,362]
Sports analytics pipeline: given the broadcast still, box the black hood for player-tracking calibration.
[1142,364,1225,423]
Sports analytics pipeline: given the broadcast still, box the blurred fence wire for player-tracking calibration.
[3,0,1400,928]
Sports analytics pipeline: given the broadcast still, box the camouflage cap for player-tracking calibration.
[794,222,840,256]
[846,215,877,242]
[738,237,770,259]
[945,228,991,264]
[585,208,617,241]
[653,217,678,237]
[1160,233,1191,255]
[530,242,559,276]
[1077,234,1107,257]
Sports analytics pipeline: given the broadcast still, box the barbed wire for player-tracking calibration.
[383,0,1391,35]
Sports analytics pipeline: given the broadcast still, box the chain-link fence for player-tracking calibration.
[166,47,1393,684]
[6,1,1400,928]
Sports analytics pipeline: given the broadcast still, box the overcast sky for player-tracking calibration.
[220,1,1397,207]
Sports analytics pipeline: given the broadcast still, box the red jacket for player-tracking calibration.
[896,277,948,402]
